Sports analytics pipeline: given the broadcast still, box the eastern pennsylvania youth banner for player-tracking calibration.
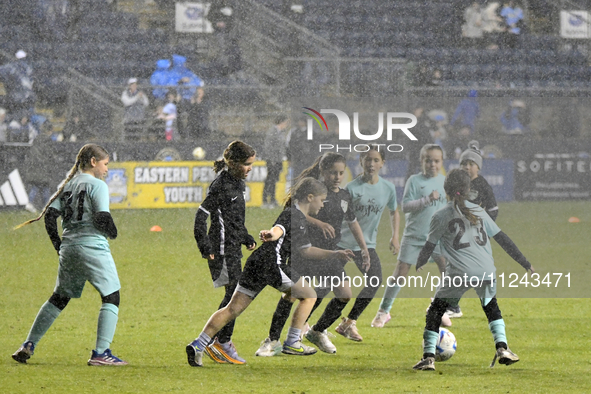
[105,161,289,209]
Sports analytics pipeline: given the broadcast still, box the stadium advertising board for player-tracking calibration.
[105,161,288,209]
[515,153,591,200]
[175,2,214,33]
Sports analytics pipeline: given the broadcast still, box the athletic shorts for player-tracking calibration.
[236,256,298,299]
[55,243,121,298]
[434,278,497,306]
[398,242,443,266]
[208,254,242,288]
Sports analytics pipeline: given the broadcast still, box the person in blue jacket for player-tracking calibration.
[150,59,173,102]
[169,54,205,139]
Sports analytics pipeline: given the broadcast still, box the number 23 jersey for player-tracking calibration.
[427,201,501,279]
[50,173,111,246]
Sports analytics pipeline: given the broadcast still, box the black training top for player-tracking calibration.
[308,187,356,250]
[469,175,499,221]
[249,205,311,266]
[194,170,255,258]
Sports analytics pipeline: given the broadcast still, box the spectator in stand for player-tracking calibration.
[500,1,524,48]
[426,68,443,87]
[157,90,178,141]
[150,59,173,104]
[169,55,205,139]
[0,50,35,121]
[482,2,504,49]
[0,108,7,143]
[121,78,150,140]
[7,114,37,144]
[209,1,243,79]
[500,99,530,134]
[62,110,89,142]
[450,89,480,136]
[462,2,483,47]
[186,87,210,140]
[450,90,480,158]
[262,114,290,209]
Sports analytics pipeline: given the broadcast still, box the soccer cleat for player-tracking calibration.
[445,305,463,318]
[186,341,204,367]
[413,357,436,371]
[255,337,283,357]
[282,341,317,356]
[305,327,337,354]
[335,317,363,342]
[371,311,391,328]
[87,349,128,366]
[207,338,246,364]
[12,341,35,364]
[490,347,520,367]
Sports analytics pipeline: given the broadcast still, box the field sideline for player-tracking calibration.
[1,201,590,393]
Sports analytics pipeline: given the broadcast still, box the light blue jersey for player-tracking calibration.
[338,176,397,250]
[401,173,446,246]
[50,173,111,246]
[427,201,501,279]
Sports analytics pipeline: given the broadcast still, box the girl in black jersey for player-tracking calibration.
[256,153,370,356]
[193,140,257,364]
[186,177,354,367]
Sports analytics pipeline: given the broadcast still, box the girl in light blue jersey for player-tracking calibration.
[12,144,127,366]
[372,144,450,328]
[333,145,400,342]
[412,169,534,371]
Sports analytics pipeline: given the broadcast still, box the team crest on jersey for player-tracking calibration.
[341,200,348,213]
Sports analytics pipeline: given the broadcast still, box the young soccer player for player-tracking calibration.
[186,177,355,366]
[445,140,500,318]
[371,144,450,328]
[12,144,127,366]
[193,140,257,364]
[412,169,534,371]
[460,140,498,221]
[255,153,370,356]
[333,146,400,342]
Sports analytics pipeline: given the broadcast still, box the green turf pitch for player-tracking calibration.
[1,201,590,393]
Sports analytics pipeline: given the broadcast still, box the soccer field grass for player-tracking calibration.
[2,201,590,393]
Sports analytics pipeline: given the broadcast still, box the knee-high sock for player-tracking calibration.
[489,319,507,347]
[422,329,439,357]
[269,297,293,341]
[96,303,119,353]
[26,301,62,345]
[313,298,348,332]
[379,284,402,313]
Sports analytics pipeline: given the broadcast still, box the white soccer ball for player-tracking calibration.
[435,327,457,362]
[192,147,206,160]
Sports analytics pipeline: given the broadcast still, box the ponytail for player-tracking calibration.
[444,169,479,225]
[14,144,109,230]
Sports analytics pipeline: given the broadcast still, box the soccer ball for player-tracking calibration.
[192,147,206,160]
[435,328,457,362]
